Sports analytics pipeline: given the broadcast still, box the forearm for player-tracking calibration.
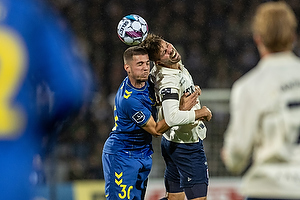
[142,116,169,137]
[155,119,169,134]
[162,99,195,127]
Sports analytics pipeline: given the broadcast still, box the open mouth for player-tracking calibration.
[171,50,177,59]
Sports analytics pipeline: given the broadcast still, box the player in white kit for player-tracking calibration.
[222,1,300,200]
[141,34,212,200]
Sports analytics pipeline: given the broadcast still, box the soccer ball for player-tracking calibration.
[117,14,148,46]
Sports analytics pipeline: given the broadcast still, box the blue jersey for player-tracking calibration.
[0,0,92,199]
[103,77,156,157]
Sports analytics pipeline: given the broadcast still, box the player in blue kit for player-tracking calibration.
[102,46,203,200]
[0,0,92,199]
[102,46,169,200]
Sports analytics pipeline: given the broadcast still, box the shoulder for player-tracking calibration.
[151,65,181,90]
[119,80,146,106]
[233,63,263,92]
[119,89,140,106]
[230,65,263,106]
[151,64,181,78]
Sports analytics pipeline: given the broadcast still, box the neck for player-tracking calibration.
[159,62,181,70]
[257,43,270,58]
[128,77,146,88]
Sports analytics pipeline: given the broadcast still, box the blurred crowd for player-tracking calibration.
[39,0,300,183]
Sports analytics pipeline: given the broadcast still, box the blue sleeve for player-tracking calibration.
[123,97,152,127]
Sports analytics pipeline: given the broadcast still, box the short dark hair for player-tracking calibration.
[123,46,148,64]
[140,33,163,61]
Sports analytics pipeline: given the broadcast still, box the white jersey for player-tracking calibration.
[223,52,300,198]
[150,62,207,143]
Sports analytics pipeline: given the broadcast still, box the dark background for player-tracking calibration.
[40,0,300,183]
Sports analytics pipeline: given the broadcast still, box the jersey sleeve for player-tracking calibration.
[159,75,195,127]
[223,81,258,173]
[123,96,152,127]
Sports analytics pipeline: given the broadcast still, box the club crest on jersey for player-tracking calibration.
[132,111,145,123]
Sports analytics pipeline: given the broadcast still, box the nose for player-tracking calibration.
[167,44,173,55]
[143,62,150,70]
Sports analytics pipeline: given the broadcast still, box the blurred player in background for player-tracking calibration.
[0,0,92,199]
[222,1,300,200]
[141,34,212,200]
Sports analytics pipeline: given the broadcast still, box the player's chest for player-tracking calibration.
[178,72,195,95]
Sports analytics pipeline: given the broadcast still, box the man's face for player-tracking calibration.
[157,40,181,66]
[126,54,150,82]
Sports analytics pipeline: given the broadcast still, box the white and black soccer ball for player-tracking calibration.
[117,14,148,46]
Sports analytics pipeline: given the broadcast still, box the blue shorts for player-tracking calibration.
[102,153,152,200]
[161,137,209,191]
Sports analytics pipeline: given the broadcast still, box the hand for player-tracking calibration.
[197,106,212,121]
[195,85,201,96]
[179,91,199,111]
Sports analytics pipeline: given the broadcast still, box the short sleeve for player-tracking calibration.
[123,97,152,127]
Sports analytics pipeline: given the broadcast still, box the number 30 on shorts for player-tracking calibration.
[115,172,133,199]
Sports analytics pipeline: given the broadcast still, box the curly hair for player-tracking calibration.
[140,33,163,61]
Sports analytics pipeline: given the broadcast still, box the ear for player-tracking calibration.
[124,64,130,73]
[253,33,261,46]
[253,33,268,57]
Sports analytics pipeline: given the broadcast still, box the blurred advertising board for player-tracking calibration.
[33,178,243,200]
